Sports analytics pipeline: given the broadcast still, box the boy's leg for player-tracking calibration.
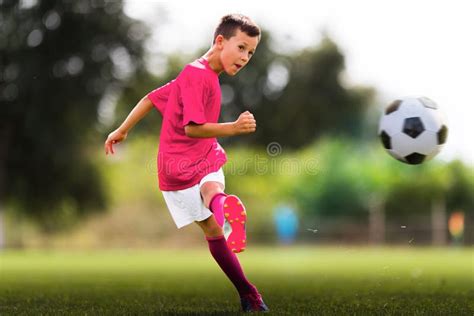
[201,181,226,227]
[200,181,225,209]
[197,217,269,312]
[196,216,257,297]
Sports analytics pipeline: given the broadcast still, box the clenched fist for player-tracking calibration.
[233,111,257,135]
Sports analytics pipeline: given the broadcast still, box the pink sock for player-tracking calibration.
[206,235,257,296]
[209,192,227,227]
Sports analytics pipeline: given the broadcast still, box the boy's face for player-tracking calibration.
[217,29,259,76]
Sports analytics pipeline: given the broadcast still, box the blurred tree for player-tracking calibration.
[219,33,376,149]
[380,161,451,245]
[125,31,376,148]
[441,160,473,245]
[445,160,474,214]
[293,139,368,219]
[356,147,410,244]
[290,138,474,244]
[0,0,148,240]
[384,163,449,216]
[383,160,474,245]
[114,53,187,135]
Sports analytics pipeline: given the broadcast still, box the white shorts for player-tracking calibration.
[162,168,225,228]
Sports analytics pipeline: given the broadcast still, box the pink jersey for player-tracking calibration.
[147,58,227,191]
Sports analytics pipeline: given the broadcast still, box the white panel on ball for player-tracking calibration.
[390,133,419,157]
[378,110,406,136]
[399,98,424,118]
[413,130,439,155]
[420,108,446,133]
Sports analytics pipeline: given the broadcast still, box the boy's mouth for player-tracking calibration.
[235,64,242,69]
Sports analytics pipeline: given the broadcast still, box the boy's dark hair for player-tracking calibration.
[213,14,261,44]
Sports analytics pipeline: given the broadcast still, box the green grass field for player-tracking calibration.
[0,247,472,315]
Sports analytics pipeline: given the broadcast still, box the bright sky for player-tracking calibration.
[125,0,473,164]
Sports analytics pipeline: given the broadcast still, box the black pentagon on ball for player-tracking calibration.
[385,100,402,115]
[437,125,448,144]
[403,117,425,138]
[380,131,391,149]
[405,153,426,165]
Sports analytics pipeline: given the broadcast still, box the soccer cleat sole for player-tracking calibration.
[223,195,247,253]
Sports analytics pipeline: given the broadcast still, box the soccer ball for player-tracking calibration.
[378,97,448,164]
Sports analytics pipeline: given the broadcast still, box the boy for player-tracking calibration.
[104,14,269,313]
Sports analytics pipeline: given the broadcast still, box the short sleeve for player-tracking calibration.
[181,71,208,127]
[147,80,174,115]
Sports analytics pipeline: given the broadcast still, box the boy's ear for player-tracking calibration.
[215,34,225,49]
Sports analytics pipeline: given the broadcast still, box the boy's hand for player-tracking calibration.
[104,129,127,155]
[233,111,257,135]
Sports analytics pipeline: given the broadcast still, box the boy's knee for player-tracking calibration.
[201,181,223,194]
[200,182,224,205]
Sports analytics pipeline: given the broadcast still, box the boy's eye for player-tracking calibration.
[239,46,245,51]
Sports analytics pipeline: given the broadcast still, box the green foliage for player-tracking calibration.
[3,1,471,238]
[99,136,473,225]
[445,160,474,214]
[9,135,471,244]
[383,160,473,216]
[1,0,148,227]
[293,138,367,218]
[289,138,474,218]
[97,135,163,207]
[384,162,450,216]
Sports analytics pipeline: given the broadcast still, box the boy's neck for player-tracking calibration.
[203,48,223,75]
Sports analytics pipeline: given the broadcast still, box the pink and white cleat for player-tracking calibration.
[223,195,247,253]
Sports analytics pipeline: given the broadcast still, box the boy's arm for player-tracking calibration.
[117,96,154,134]
[104,96,154,155]
[185,111,256,138]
